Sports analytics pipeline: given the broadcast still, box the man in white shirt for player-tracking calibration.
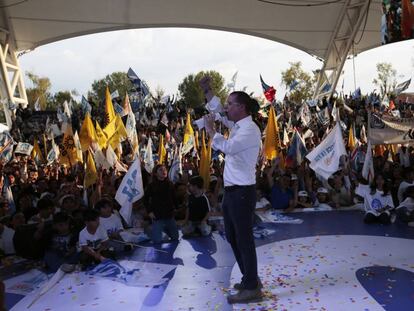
[202,77,262,304]
[397,168,414,204]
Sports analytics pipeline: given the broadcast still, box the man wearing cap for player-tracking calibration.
[202,77,262,304]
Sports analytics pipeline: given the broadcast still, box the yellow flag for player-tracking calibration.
[263,106,280,160]
[31,138,44,163]
[348,124,356,152]
[107,115,128,149]
[104,86,116,127]
[95,121,108,149]
[158,134,166,164]
[183,113,194,145]
[199,131,211,189]
[84,151,98,188]
[79,113,97,152]
[194,130,199,151]
[59,123,78,166]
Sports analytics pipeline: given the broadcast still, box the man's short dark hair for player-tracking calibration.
[230,91,260,115]
[83,209,100,222]
[189,175,204,189]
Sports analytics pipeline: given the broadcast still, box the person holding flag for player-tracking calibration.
[202,76,262,304]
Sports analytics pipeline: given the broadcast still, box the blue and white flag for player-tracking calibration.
[168,145,182,183]
[114,102,125,115]
[2,175,15,214]
[352,87,361,100]
[306,123,347,179]
[115,158,144,224]
[86,259,175,287]
[394,78,411,96]
[127,68,150,97]
[110,90,120,100]
[316,108,330,126]
[0,131,14,163]
[286,130,308,167]
[306,99,318,107]
[81,96,92,114]
[46,138,60,165]
[321,83,331,93]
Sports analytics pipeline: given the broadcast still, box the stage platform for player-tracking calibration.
[3,210,414,311]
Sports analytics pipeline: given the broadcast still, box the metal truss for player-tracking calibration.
[313,0,372,100]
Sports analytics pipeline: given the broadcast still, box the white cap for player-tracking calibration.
[298,190,308,197]
[317,187,329,194]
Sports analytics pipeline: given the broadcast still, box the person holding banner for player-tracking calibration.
[202,77,262,304]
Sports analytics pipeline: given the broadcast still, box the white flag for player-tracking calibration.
[93,148,111,170]
[144,137,154,174]
[47,138,60,165]
[360,125,367,143]
[111,90,120,100]
[306,123,347,179]
[14,142,33,155]
[168,145,182,183]
[34,98,41,111]
[283,128,289,146]
[362,140,374,182]
[115,158,144,225]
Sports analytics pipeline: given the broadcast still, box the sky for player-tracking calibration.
[19,28,414,102]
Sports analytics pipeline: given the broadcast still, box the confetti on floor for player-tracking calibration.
[231,235,414,311]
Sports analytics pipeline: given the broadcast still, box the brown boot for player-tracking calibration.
[227,288,262,304]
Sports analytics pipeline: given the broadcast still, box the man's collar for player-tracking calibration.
[235,115,252,128]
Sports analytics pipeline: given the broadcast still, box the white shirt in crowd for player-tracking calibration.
[210,99,261,187]
[79,225,108,250]
[397,181,414,203]
[0,225,15,255]
[99,214,124,236]
[355,184,394,216]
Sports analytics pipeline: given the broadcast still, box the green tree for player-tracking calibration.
[178,70,228,108]
[281,62,316,104]
[88,71,134,102]
[25,71,53,110]
[52,90,79,109]
[372,62,397,98]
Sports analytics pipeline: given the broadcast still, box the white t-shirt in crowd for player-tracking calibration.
[355,184,394,216]
[0,225,15,255]
[78,225,108,250]
[397,181,414,203]
[99,214,124,236]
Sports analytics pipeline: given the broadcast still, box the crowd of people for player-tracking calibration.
[1,80,414,300]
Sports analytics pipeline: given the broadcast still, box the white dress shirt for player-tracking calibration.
[212,115,261,187]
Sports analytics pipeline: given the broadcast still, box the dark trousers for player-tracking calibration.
[364,212,391,224]
[222,185,258,290]
[396,207,414,223]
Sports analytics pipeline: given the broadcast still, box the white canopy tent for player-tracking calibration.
[0,0,384,108]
